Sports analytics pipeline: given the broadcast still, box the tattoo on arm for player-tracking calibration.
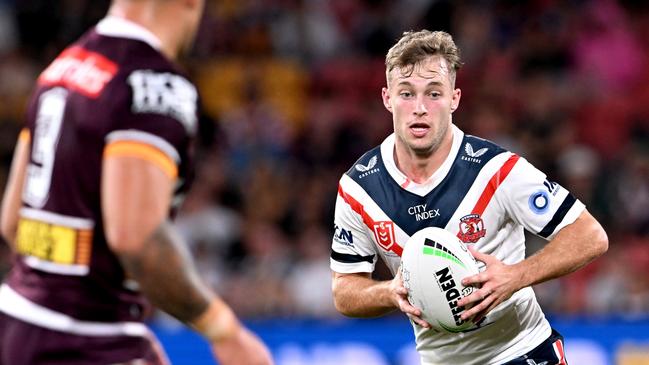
[119,220,213,323]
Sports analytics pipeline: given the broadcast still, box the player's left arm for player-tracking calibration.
[0,129,31,248]
[457,156,608,322]
[459,209,607,322]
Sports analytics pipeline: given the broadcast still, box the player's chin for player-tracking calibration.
[408,141,436,156]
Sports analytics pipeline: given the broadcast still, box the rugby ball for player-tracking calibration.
[400,227,480,333]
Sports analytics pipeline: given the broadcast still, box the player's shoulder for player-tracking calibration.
[75,32,199,135]
[343,144,383,180]
[458,133,509,165]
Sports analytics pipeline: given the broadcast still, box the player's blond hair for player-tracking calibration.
[385,30,462,85]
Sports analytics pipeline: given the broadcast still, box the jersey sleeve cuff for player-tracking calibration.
[103,140,178,179]
[19,128,31,143]
[542,199,586,240]
[330,259,375,274]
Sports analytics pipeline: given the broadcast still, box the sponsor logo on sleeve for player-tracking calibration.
[543,179,560,196]
[457,214,486,243]
[528,190,550,214]
[333,224,354,247]
[128,70,198,134]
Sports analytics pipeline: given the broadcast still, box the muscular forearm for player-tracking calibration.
[332,273,396,317]
[118,220,213,323]
[514,210,608,289]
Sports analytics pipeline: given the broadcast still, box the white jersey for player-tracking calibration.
[331,125,585,365]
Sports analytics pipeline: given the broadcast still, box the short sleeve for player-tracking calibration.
[498,157,585,240]
[331,181,379,274]
[103,69,198,179]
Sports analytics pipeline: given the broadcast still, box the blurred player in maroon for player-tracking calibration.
[0,0,273,364]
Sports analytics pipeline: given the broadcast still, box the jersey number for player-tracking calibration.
[23,88,68,208]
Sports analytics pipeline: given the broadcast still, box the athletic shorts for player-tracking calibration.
[0,312,170,365]
[501,328,568,365]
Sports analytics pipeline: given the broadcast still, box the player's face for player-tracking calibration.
[382,56,461,157]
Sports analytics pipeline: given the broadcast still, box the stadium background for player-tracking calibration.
[0,0,648,364]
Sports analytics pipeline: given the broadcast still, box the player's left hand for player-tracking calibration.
[457,247,522,324]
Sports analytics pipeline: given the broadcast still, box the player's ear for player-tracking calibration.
[382,87,392,113]
[450,88,461,113]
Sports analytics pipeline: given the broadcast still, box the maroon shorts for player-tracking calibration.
[0,312,170,365]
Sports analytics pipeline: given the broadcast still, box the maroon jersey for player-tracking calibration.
[0,17,197,337]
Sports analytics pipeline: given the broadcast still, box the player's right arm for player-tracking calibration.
[102,143,272,365]
[330,185,430,328]
[0,129,31,248]
[332,270,429,328]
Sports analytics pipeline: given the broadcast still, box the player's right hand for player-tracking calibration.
[210,325,274,365]
[390,269,431,329]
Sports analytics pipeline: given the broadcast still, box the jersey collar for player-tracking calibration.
[96,16,162,51]
[380,124,464,196]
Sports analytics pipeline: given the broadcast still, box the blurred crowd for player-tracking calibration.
[1,0,648,321]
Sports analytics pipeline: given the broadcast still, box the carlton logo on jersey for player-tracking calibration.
[355,155,380,179]
[457,214,486,243]
[461,142,489,164]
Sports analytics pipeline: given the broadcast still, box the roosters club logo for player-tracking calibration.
[372,221,396,250]
[457,214,486,243]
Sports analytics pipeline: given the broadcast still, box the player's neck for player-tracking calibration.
[107,4,181,60]
[393,135,453,184]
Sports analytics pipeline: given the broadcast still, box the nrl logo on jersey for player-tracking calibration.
[355,155,380,179]
[372,221,396,251]
[461,143,488,164]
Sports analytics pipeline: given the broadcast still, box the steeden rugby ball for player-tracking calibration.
[401,227,480,333]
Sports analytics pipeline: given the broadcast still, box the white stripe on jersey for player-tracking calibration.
[20,207,94,229]
[106,129,181,163]
[0,284,149,337]
[444,151,514,232]
[332,175,409,274]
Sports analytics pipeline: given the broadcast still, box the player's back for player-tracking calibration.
[0,17,197,333]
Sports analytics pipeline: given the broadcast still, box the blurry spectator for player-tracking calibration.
[608,132,649,235]
[557,145,601,205]
[571,0,646,95]
[0,2,17,54]
[224,219,294,317]
[286,224,338,317]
